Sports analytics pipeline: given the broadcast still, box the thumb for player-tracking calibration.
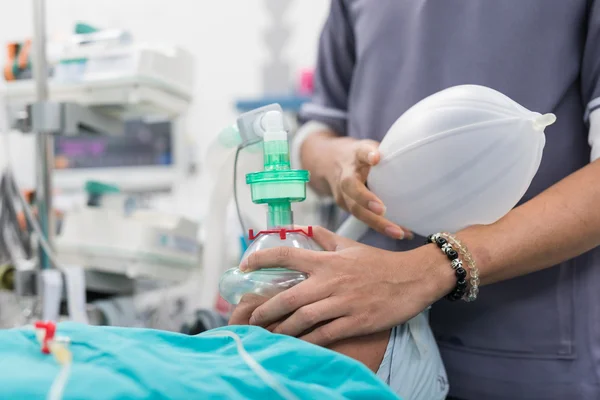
[355,140,380,166]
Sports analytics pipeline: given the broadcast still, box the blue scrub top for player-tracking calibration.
[299,1,600,399]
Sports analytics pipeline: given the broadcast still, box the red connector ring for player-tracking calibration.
[248,226,314,241]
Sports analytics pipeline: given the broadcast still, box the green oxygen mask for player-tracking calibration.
[219,110,322,305]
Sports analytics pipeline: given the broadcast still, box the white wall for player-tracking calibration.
[0,0,330,181]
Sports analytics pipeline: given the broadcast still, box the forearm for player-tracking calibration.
[456,159,600,286]
[300,129,354,196]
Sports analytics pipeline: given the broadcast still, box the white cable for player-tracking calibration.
[29,325,72,400]
[203,330,299,400]
[48,362,71,400]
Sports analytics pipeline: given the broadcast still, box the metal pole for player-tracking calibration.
[32,0,54,269]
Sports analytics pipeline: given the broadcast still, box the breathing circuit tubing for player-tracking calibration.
[233,144,248,239]
[203,330,300,400]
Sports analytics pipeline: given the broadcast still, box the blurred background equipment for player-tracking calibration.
[0,0,329,332]
[3,21,193,192]
[0,1,198,330]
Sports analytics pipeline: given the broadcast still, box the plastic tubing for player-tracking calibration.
[196,143,238,310]
[202,329,299,400]
[48,343,72,400]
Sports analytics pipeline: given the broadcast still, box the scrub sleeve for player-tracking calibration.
[297,0,354,135]
[582,0,600,122]
[583,0,600,161]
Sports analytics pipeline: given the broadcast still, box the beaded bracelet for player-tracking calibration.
[426,234,468,302]
[441,232,480,302]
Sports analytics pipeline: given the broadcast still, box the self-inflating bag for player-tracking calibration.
[338,84,555,238]
[370,84,554,236]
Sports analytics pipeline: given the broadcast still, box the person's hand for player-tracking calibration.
[228,294,281,332]
[325,137,412,239]
[240,227,453,346]
[229,294,323,336]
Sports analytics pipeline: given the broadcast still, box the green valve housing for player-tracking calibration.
[245,111,310,228]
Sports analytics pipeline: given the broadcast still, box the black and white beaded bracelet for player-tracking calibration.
[440,232,480,302]
[426,233,469,302]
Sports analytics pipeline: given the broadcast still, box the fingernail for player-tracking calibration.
[368,201,386,215]
[385,226,405,240]
[249,316,256,325]
[367,151,377,165]
[405,231,415,240]
[239,260,248,272]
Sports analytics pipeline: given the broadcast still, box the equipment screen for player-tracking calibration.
[54,120,172,170]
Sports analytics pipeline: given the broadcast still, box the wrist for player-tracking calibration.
[455,225,493,286]
[412,244,458,303]
[304,134,357,191]
[323,136,356,176]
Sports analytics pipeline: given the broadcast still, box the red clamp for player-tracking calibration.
[248,226,314,241]
[34,321,56,354]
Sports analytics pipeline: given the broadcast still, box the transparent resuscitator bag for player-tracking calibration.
[220,230,322,305]
[336,85,555,400]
